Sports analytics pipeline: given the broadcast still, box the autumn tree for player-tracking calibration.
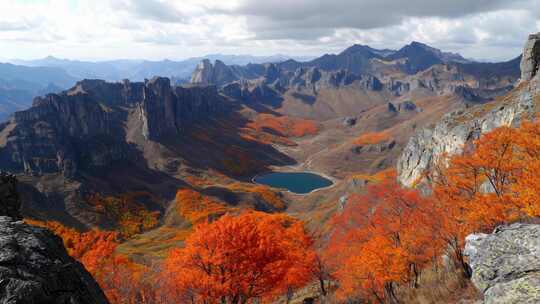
[162,211,316,304]
[329,175,444,303]
[432,121,540,275]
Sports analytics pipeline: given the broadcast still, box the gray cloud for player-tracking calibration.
[221,0,529,40]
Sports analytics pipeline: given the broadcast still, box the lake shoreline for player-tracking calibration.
[251,171,336,196]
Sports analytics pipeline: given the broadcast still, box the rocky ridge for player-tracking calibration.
[465,223,540,304]
[0,172,108,303]
[397,33,540,187]
[190,47,520,117]
[0,77,226,176]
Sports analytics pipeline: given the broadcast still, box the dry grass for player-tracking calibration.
[398,264,482,304]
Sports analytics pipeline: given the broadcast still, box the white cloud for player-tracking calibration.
[0,0,537,61]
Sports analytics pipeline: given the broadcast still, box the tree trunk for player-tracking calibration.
[384,282,400,304]
[454,245,472,279]
[319,278,327,296]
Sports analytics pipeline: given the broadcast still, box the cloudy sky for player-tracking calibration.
[1,0,539,62]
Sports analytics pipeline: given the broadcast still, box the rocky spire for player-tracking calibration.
[520,33,540,81]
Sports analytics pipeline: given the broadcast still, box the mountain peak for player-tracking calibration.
[340,44,380,56]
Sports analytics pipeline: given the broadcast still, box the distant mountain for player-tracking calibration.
[0,63,77,121]
[268,42,475,76]
[303,44,385,74]
[386,41,472,74]
[190,41,517,90]
[10,54,306,83]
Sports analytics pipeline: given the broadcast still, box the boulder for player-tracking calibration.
[342,117,357,127]
[464,223,540,304]
[0,173,109,303]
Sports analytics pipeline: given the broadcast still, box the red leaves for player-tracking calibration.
[433,121,540,243]
[162,212,316,303]
[328,175,444,301]
[175,189,231,224]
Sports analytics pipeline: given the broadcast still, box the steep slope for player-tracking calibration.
[0,77,296,231]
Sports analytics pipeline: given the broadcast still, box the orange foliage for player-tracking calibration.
[328,175,444,302]
[162,212,316,303]
[87,192,160,238]
[353,130,391,146]
[431,120,540,275]
[175,189,232,224]
[24,219,153,303]
[247,114,319,138]
[328,119,540,301]
[185,175,210,187]
[351,168,397,184]
[240,128,297,147]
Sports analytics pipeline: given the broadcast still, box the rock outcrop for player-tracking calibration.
[190,59,239,86]
[464,223,540,304]
[0,173,109,303]
[397,33,540,187]
[521,33,540,81]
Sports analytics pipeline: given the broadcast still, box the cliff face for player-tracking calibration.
[0,173,109,303]
[397,33,540,187]
[465,223,540,304]
[0,77,226,176]
[140,77,225,140]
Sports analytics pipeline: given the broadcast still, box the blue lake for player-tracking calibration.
[253,172,333,194]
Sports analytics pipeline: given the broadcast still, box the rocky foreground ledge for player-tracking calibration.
[465,223,540,304]
[0,172,108,303]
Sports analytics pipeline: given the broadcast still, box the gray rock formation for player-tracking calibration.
[0,173,109,303]
[464,223,540,304]
[0,77,226,176]
[521,33,540,81]
[397,33,540,187]
[190,59,239,86]
[397,87,536,187]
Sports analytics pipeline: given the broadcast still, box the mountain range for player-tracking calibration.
[0,42,520,123]
[0,54,311,121]
[0,38,523,232]
[0,29,539,303]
